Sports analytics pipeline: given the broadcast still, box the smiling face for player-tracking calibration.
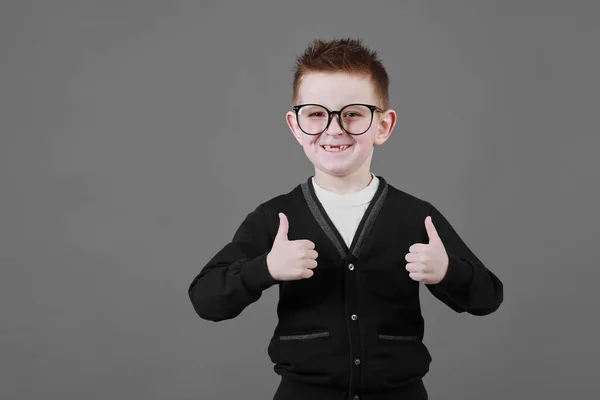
[286,72,396,181]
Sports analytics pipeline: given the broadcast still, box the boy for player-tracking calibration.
[188,38,503,400]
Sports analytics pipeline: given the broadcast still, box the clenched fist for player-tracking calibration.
[266,212,318,281]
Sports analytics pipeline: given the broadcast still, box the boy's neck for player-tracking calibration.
[313,169,374,195]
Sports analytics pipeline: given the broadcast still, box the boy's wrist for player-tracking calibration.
[434,253,473,293]
[241,252,279,292]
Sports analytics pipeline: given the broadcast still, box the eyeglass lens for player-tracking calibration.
[297,105,373,135]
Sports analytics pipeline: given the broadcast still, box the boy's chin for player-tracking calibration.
[313,164,358,177]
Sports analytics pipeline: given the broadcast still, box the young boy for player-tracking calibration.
[188,38,503,400]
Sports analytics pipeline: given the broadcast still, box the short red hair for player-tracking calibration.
[292,37,390,109]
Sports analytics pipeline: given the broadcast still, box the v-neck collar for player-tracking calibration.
[300,175,389,259]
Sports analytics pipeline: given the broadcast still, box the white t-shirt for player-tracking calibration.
[311,173,380,248]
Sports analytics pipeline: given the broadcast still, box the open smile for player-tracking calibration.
[320,144,353,153]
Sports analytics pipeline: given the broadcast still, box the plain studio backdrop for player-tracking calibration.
[2,1,599,399]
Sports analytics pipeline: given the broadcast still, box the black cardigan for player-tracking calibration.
[188,175,503,400]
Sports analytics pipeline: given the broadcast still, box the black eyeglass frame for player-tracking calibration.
[292,103,385,135]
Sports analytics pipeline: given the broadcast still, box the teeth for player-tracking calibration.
[323,145,349,152]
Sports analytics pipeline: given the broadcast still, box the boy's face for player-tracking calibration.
[286,72,396,179]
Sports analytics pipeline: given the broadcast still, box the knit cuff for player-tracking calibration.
[241,252,279,292]
[436,252,474,293]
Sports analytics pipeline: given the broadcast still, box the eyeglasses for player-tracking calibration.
[292,103,384,135]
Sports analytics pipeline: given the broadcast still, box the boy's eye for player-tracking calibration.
[343,111,364,118]
[309,112,326,117]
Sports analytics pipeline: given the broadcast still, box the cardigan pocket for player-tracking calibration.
[378,334,418,342]
[279,331,331,340]
[363,332,432,388]
[268,329,344,381]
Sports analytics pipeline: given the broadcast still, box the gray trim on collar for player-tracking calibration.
[301,183,346,258]
[351,182,388,257]
[301,177,388,259]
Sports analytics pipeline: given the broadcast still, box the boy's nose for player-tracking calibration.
[324,115,343,135]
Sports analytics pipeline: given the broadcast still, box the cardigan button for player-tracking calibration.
[348,263,354,271]
[351,314,358,321]
[354,358,361,365]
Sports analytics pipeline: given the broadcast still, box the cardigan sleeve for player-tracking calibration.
[188,204,278,322]
[423,203,503,315]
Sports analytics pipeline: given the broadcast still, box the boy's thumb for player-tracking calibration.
[275,212,289,241]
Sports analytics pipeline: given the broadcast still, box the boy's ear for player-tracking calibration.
[286,111,304,146]
[374,108,397,146]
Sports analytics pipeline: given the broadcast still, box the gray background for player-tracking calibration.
[2,1,599,399]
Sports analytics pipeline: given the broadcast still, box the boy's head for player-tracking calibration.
[286,38,396,181]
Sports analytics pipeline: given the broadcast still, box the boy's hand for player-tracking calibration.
[266,212,318,280]
[404,216,449,284]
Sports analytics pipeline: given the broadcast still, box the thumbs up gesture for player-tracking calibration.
[405,216,449,285]
[266,212,319,281]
